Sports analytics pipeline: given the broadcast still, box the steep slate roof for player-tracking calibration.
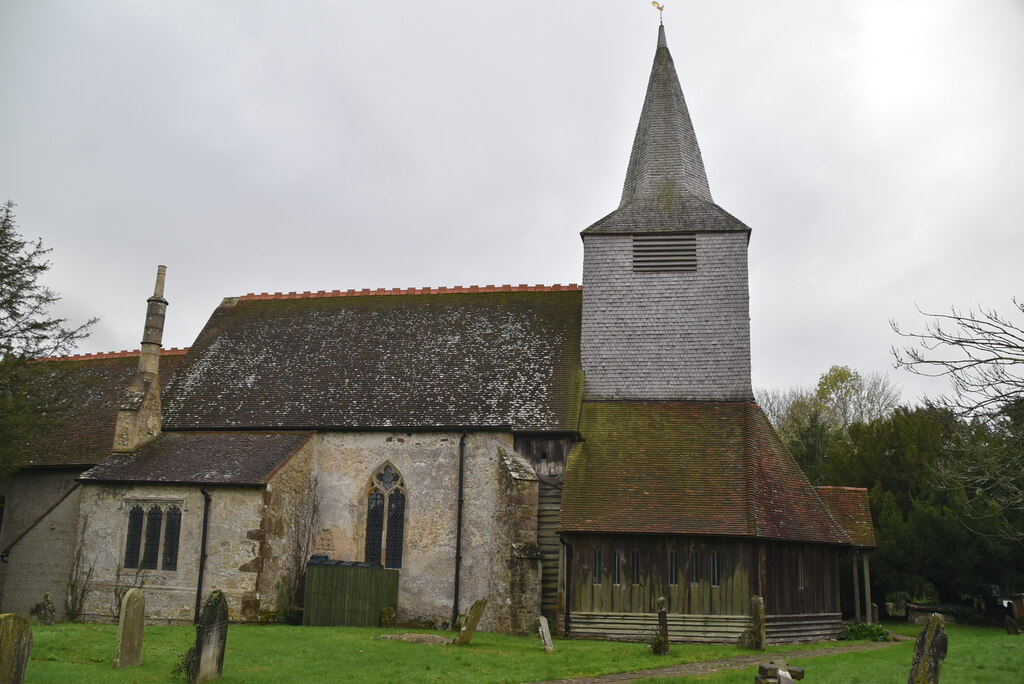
[583,25,749,235]
[560,401,850,545]
[81,431,313,486]
[162,287,583,431]
[21,349,187,468]
[816,486,878,549]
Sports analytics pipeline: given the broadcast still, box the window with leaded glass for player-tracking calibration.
[364,463,407,568]
[669,549,679,586]
[711,549,722,587]
[123,501,183,572]
[612,549,621,585]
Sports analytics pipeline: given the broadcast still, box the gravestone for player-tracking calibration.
[377,633,452,645]
[651,596,670,655]
[114,588,145,668]
[381,606,396,628]
[872,602,880,624]
[180,590,229,683]
[537,616,554,653]
[1005,616,1020,635]
[452,599,487,646]
[739,595,767,651]
[30,594,55,626]
[754,661,804,683]
[907,613,947,684]
[0,613,32,684]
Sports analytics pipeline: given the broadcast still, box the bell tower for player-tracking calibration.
[580,25,753,402]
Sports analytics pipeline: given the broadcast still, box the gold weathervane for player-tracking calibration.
[652,2,664,23]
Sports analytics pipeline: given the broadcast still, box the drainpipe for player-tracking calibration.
[560,535,573,635]
[451,431,467,627]
[194,486,212,623]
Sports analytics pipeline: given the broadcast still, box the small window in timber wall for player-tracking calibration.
[593,548,602,584]
[711,549,722,587]
[633,233,697,272]
[688,548,700,585]
[612,549,621,585]
[798,550,805,591]
[631,549,641,585]
[669,549,679,586]
[365,463,407,569]
[123,501,182,571]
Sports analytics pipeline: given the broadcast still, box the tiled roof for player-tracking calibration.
[81,431,313,485]
[21,350,185,468]
[582,25,750,236]
[162,288,583,431]
[560,401,851,545]
[815,486,878,549]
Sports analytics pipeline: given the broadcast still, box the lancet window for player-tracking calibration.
[123,501,182,571]
[364,464,406,569]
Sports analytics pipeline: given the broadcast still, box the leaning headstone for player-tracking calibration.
[178,590,229,682]
[114,588,145,668]
[907,613,948,684]
[0,613,33,684]
[537,616,554,653]
[381,607,396,628]
[29,594,55,626]
[452,599,487,646]
[872,602,880,624]
[1005,616,1020,635]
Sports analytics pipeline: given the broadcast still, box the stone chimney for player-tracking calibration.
[113,265,168,452]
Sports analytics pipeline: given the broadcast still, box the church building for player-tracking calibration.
[0,25,874,642]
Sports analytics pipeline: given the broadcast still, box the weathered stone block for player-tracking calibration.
[0,613,32,684]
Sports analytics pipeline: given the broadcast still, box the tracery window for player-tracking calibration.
[123,502,182,571]
[364,464,406,569]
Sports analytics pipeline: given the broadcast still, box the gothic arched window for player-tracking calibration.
[364,464,406,569]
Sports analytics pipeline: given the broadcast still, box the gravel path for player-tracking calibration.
[530,640,903,683]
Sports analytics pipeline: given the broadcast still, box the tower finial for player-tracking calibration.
[652,2,664,25]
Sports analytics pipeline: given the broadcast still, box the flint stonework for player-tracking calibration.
[907,613,948,684]
[453,599,487,646]
[0,613,32,684]
[114,588,145,668]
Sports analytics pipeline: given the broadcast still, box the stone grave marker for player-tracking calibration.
[739,595,766,651]
[1004,616,1020,635]
[29,594,55,626]
[755,661,804,683]
[907,613,947,684]
[0,613,32,684]
[537,616,554,653]
[114,587,145,668]
[180,590,229,683]
[452,598,487,646]
[377,634,452,645]
[651,596,670,655]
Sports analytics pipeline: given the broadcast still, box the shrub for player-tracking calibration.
[841,621,894,642]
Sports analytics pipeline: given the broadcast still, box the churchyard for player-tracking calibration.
[11,619,1022,683]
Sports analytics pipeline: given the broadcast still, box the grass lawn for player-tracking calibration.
[25,622,804,683]
[633,623,1024,684]
[23,621,1024,683]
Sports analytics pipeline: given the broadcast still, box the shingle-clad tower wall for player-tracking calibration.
[581,25,753,402]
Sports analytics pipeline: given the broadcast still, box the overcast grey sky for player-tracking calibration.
[2,1,1022,403]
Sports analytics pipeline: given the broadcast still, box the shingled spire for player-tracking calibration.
[584,25,748,235]
[621,24,711,205]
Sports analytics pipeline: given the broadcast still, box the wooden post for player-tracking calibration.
[862,554,872,624]
[852,554,861,622]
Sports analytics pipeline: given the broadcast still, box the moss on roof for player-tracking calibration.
[816,486,878,549]
[560,401,851,545]
[163,290,583,431]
